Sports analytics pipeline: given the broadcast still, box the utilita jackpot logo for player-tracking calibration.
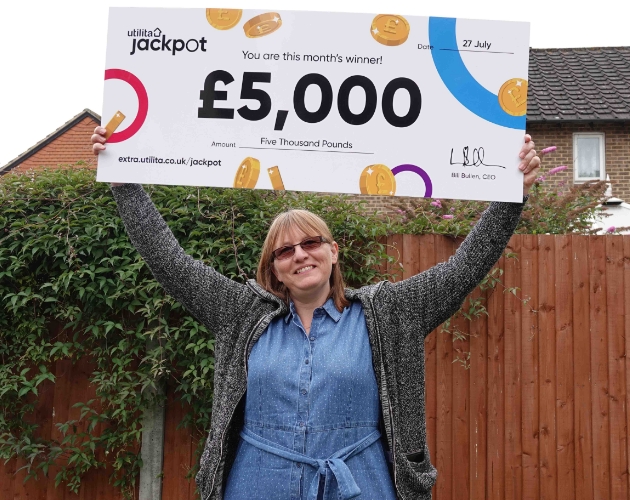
[128,28,207,56]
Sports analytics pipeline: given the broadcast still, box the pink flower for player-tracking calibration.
[430,200,442,208]
[606,226,616,233]
[536,176,546,182]
[548,165,568,175]
[541,146,557,155]
[442,215,454,220]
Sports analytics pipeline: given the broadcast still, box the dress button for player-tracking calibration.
[309,336,315,341]
[301,389,307,395]
[305,359,309,364]
[296,463,302,468]
[299,422,304,427]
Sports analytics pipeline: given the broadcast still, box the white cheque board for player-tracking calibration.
[98,8,530,202]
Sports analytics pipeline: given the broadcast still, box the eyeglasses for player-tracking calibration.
[271,236,329,261]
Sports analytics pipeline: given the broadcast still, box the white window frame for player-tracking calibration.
[573,132,605,182]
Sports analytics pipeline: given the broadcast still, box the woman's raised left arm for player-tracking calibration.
[393,135,540,336]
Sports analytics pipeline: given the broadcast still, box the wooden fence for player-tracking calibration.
[407,233,629,500]
[2,234,629,499]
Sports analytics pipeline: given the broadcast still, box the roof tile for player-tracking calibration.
[527,47,630,121]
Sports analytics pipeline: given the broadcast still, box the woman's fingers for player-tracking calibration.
[94,125,107,137]
[520,149,538,172]
[521,135,540,193]
[91,133,106,144]
[91,127,107,142]
[519,148,537,170]
[523,156,541,176]
[92,142,106,155]
[524,164,541,186]
[519,139,535,160]
[91,126,108,156]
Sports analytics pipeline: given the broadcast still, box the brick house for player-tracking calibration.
[0,109,100,176]
[527,46,630,201]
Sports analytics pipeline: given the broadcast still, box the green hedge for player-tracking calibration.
[0,168,394,496]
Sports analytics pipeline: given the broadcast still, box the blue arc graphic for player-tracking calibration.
[428,17,525,130]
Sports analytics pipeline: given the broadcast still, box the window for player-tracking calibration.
[574,133,605,182]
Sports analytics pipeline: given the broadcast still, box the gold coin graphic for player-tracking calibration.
[243,12,282,38]
[104,111,126,140]
[370,14,410,46]
[359,164,396,196]
[206,9,243,30]
[233,157,260,189]
[267,166,285,190]
[498,78,528,116]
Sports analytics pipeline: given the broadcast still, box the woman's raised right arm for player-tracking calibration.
[92,128,250,333]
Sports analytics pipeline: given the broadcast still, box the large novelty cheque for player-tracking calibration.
[98,8,530,202]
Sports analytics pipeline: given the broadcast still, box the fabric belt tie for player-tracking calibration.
[240,426,381,500]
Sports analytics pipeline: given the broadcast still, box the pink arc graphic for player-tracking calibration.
[104,69,149,143]
[391,164,433,198]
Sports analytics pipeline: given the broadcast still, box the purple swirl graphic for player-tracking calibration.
[391,164,433,198]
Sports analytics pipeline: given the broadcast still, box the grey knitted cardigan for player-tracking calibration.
[111,184,525,500]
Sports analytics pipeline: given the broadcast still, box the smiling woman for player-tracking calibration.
[91,127,539,500]
[257,210,347,315]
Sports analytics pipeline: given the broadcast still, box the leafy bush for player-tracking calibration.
[0,167,393,497]
[391,179,610,236]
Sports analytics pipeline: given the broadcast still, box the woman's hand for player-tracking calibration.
[91,126,107,156]
[518,134,540,196]
[91,126,124,187]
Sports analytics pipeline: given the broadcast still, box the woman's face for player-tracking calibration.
[272,225,338,300]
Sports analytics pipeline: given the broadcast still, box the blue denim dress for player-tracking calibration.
[223,299,397,500]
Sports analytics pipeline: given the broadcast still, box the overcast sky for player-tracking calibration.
[0,0,627,168]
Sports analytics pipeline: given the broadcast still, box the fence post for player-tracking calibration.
[139,339,166,500]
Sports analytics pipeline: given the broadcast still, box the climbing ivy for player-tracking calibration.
[0,167,393,497]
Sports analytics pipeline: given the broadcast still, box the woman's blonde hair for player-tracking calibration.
[257,209,349,312]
